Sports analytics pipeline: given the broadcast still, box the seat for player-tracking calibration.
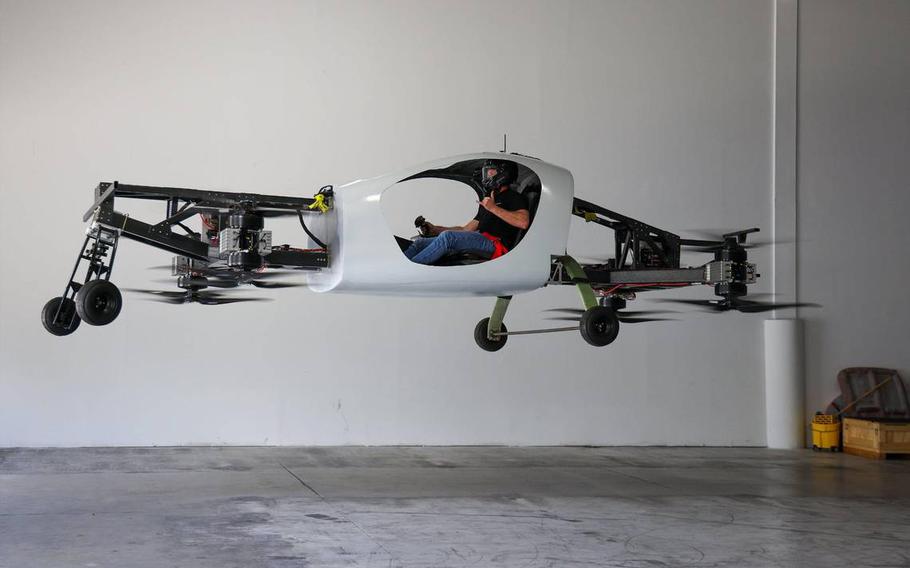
[508,183,540,249]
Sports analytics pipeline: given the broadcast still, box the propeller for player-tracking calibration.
[247,269,305,279]
[658,296,818,313]
[124,289,187,303]
[544,307,676,324]
[250,280,306,289]
[681,228,790,252]
[149,262,304,287]
[124,288,271,305]
[193,294,269,305]
[246,269,306,289]
[151,277,241,289]
[193,278,241,289]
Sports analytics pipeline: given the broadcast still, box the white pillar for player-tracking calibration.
[764,319,805,449]
[772,0,799,319]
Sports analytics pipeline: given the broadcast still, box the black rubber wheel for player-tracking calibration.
[474,317,508,352]
[579,306,620,347]
[227,213,264,230]
[41,297,81,336]
[75,280,122,326]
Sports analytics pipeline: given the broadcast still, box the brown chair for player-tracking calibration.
[836,368,909,420]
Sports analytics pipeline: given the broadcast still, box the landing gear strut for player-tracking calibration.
[42,225,122,336]
[470,258,626,350]
[474,296,511,352]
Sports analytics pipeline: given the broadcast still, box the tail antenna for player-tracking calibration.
[502,133,507,153]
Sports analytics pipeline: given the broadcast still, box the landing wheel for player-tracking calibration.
[41,297,81,336]
[75,279,122,326]
[580,306,620,347]
[474,317,508,352]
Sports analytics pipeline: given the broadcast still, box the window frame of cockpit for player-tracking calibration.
[385,159,541,263]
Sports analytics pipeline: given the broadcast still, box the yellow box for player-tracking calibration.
[843,418,910,459]
[811,414,840,451]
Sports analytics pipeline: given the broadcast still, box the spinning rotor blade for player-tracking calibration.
[249,269,305,279]
[124,288,190,304]
[617,316,676,323]
[658,297,818,313]
[730,300,818,313]
[682,228,789,252]
[684,229,739,242]
[193,294,271,305]
[687,243,766,253]
[152,277,239,289]
[250,280,306,289]
[545,307,676,324]
[125,288,187,299]
[149,296,188,305]
[125,288,270,305]
[656,298,721,310]
[149,262,302,282]
[614,310,676,317]
[544,307,675,316]
[544,308,586,316]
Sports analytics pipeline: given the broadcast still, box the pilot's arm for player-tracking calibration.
[424,219,479,236]
[480,197,530,230]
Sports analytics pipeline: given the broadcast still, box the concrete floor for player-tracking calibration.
[1,447,909,567]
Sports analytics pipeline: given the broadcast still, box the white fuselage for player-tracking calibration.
[305,153,574,297]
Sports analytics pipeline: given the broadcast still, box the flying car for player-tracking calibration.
[42,152,803,350]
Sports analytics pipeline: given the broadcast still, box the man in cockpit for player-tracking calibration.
[404,160,530,265]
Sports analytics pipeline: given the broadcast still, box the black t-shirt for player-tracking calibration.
[474,188,529,246]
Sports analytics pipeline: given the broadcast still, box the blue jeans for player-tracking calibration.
[405,230,495,265]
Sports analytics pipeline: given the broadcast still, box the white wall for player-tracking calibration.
[0,0,775,446]
[797,1,910,414]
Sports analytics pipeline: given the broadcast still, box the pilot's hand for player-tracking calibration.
[414,215,430,236]
[480,196,497,212]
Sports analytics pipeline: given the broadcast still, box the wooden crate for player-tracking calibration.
[843,417,910,459]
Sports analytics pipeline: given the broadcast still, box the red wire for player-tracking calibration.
[598,282,692,295]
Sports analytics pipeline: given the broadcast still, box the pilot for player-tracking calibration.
[405,160,530,265]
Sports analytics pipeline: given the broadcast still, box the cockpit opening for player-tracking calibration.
[381,159,541,266]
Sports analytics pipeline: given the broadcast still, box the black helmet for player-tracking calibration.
[480,160,518,192]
